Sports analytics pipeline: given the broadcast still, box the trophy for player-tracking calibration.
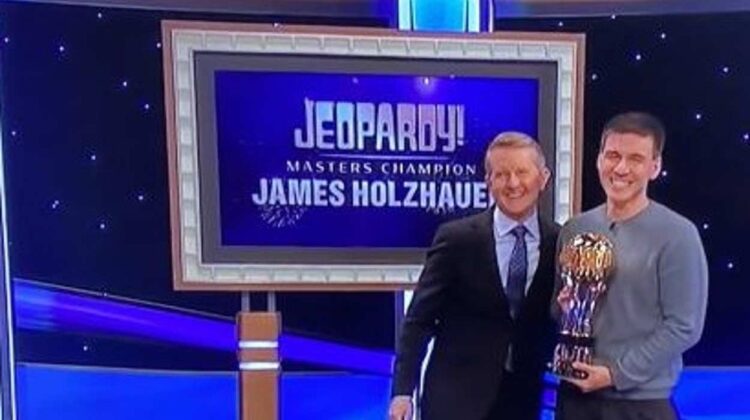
[551,232,615,379]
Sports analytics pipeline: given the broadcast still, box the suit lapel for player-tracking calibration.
[476,208,510,309]
[523,218,558,311]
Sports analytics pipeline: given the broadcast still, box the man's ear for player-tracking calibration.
[649,156,662,181]
[540,167,551,190]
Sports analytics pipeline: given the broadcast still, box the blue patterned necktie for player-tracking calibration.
[506,225,528,319]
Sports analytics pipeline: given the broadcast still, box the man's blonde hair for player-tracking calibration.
[483,131,547,174]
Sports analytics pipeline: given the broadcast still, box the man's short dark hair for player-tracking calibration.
[600,112,666,158]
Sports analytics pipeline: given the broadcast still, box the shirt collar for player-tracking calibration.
[493,206,540,241]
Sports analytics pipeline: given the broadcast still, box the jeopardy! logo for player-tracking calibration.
[248,97,488,226]
[293,99,465,154]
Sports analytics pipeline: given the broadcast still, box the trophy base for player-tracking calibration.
[551,333,595,380]
[551,360,589,380]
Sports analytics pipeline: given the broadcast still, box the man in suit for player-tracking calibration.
[389,132,560,420]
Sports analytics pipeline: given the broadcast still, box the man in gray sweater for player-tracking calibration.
[553,112,708,420]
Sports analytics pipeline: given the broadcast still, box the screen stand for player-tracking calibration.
[237,292,280,420]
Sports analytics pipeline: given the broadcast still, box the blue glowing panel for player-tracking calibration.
[409,0,467,31]
[13,278,393,375]
[673,368,750,419]
[280,335,393,376]
[16,364,237,420]
[214,71,538,248]
[16,365,391,420]
[13,279,235,352]
[282,374,391,420]
[17,364,750,420]
[398,0,490,32]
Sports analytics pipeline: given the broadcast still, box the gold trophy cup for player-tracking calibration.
[551,232,615,379]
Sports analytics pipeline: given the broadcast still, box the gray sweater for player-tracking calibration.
[553,201,708,399]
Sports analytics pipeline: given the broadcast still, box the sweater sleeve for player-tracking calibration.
[610,223,708,391]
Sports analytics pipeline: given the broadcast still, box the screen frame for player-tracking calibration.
[163,22,585,291]
[194,52,557,265]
